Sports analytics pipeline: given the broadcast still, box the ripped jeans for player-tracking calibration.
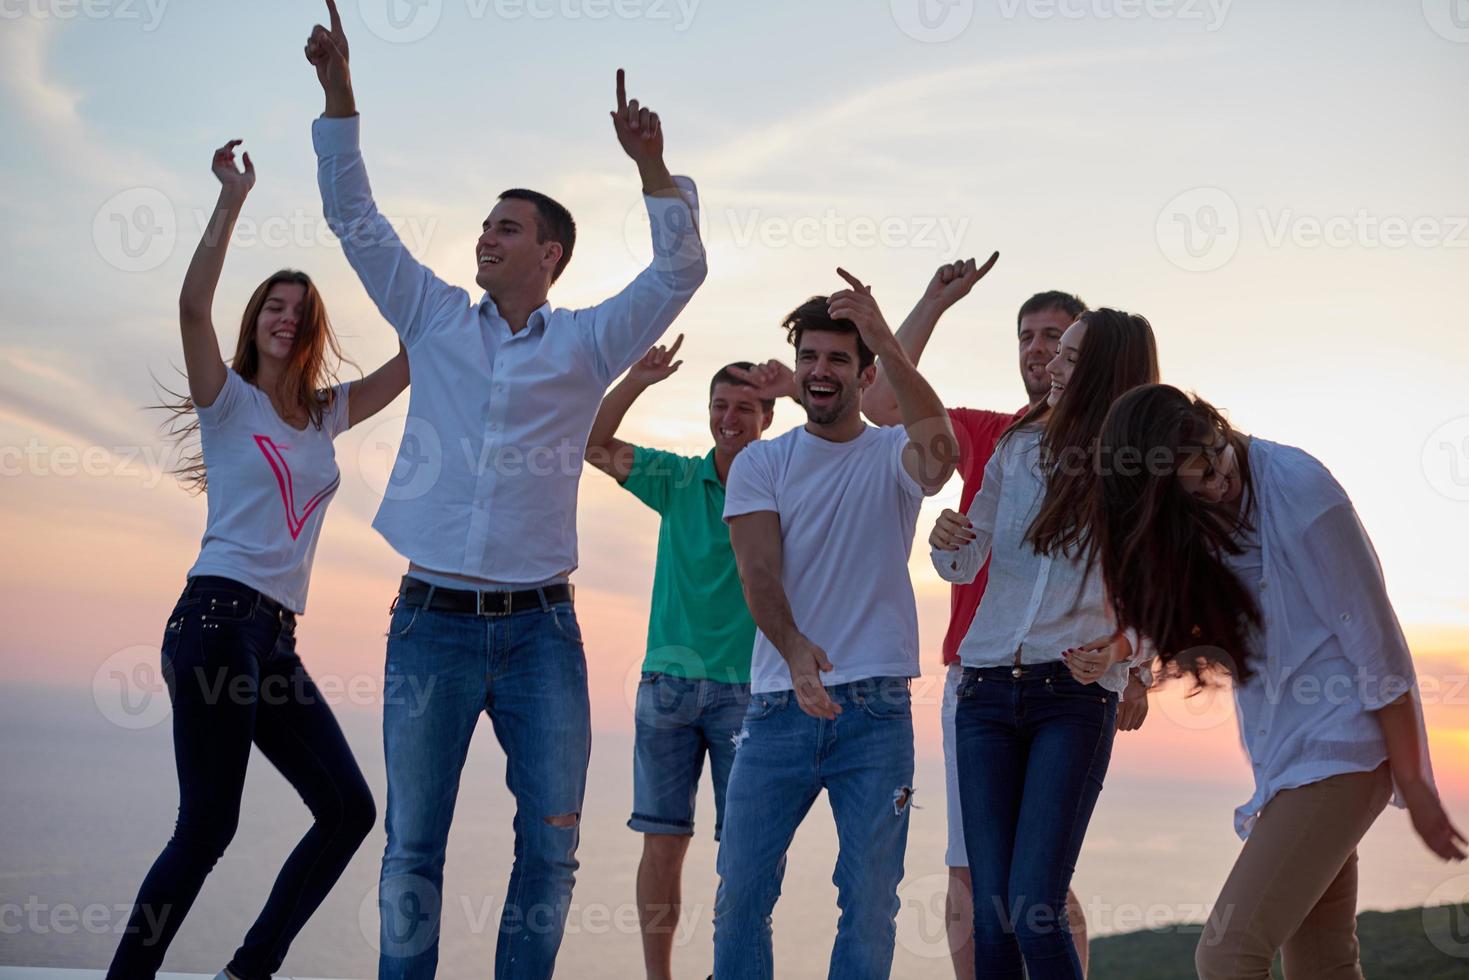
[712,676,913,980]
[377,586,591,980]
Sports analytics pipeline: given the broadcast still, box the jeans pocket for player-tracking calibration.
[386,603,421,640]
[746,692,786,722]
[1043,675,1111,704]
[550,603,583,645]
[955,668,982,701]
[857,681,911,720]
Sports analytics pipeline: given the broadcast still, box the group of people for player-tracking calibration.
[106,3,1464,979]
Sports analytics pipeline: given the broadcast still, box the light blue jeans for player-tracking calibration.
[712,676,914,980]
[377,589,591,980]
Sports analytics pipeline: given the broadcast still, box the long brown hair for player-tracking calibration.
[157,270,348,493]
[1093,384,1261,683]
[1014,308,1160,558]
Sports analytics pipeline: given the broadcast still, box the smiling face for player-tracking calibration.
[709,381,773,456]
[794,330,870,426]
[475,198,562,295]
[252,281,306,363]
[1044,317,1088,409]
[1018,307,1071,403]
[1178,433,1243,506]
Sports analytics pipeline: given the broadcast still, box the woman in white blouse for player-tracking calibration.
[929,308,1158,980]
[1092,383,1464,980]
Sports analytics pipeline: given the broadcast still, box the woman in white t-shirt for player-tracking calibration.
[108,141,409,980]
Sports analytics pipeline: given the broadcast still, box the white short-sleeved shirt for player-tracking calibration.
[723,424,929,695]
[186,370,351,613]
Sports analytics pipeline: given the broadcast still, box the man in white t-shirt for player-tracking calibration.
[714,270,956,979]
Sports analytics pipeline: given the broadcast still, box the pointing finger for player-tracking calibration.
[615,68,627,113]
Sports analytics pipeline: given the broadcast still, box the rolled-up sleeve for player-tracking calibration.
[931,439,1003,584]
[1297,501,1418,710]
[578,177,708,384]
[314,115,465,347]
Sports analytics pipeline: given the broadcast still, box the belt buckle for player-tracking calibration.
[476,590,511,617]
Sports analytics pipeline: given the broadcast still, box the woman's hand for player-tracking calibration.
[211,140,255,199]
[1402,780,1468,861]
[1117,670,1150,731]
[929,508,975,552]
[1064,634,1125,685]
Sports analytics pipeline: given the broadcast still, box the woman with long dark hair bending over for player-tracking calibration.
[107,141,409,980]
[1093,383,1464,980]
[929,309,1158,979]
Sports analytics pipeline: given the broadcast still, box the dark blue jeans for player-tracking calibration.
[954,662,1117,980]
[377,586,591,980]
[107,576,376,980]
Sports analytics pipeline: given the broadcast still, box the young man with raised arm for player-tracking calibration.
[304,4,707,977]
[584,337,794,980]
[864,266,1152,979]
[714,271,957,980]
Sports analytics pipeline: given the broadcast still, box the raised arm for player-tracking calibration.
[827,269,957,493]
[862,253,998,427]
[305,0,461,346]
[582,70,708,383]
[728,511,839,720]
[346,342,410,429]
[585,334,683,483]
[178,140,256,408]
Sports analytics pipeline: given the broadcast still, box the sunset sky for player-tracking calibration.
[3,0,1468,888]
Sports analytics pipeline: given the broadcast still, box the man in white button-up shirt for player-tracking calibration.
[305,5,706,978]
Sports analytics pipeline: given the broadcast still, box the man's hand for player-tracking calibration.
[827,269,898,360]
[929,509,975,552]
[626,333,683,388]
[210,140,255,200]
[784,634,840,719]
[305,0,354,117]
[1117,671,1150,731]
[1063,633,1127,686]
[611,68,674,194]
[726,359,798,402]
[920,253,999,312]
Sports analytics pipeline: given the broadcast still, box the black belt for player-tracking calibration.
[394,576,573,617]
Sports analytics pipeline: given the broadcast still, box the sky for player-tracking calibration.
[3,0,1469,943]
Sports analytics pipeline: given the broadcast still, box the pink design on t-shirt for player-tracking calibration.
[254,434,341,541]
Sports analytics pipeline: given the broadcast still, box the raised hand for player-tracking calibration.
[210,140,255,198]
[305,0,353,113]
[786,633,840,720]
[827,268,897,359]
[610,68,667,176]
[726,359,797,402]
[627,333,684,388]
[929,508,975,551]
[921,252,999,311]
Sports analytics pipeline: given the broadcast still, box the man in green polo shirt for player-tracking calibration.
[585,334,791,980]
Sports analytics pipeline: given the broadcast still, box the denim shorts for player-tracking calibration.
[629,671,751,840]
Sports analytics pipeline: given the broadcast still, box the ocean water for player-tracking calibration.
[1,684,1461,978]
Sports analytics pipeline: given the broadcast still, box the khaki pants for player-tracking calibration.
[1195,763,1393,980]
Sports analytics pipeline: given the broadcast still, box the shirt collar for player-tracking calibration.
[479,294,554,335]
[699,449,723,486]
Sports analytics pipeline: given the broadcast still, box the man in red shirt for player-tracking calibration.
[865,261,1146,979]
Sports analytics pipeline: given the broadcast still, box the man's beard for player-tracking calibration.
[801,383,855,425]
